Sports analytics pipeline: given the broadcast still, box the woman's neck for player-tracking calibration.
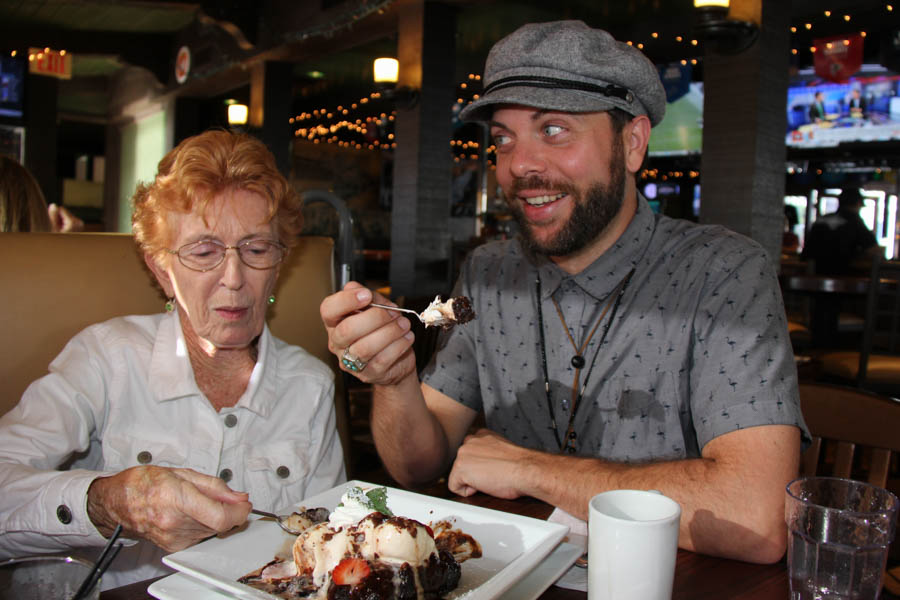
[178,311,258,411]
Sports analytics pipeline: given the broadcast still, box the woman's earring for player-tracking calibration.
[267,295,276,306]
[165,298,175,312]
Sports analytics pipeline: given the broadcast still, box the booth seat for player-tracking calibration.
[0,232,349,465]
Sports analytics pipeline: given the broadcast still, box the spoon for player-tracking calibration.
[250,509,306,535]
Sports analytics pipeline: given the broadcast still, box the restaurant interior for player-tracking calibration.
[2,0,900,597]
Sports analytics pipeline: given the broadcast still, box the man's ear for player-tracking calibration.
[144,253,175,298]
[623,115,651,174]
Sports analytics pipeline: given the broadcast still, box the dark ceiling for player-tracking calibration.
[1,0,898,120]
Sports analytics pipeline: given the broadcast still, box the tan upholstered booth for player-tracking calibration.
[0,232,349,465]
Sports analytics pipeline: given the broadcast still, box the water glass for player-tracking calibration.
[785,476,899,600]
[0,555,99,600]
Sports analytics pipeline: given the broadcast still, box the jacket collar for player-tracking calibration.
[148,309,278,417]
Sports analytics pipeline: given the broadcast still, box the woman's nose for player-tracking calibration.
[219,248,246,288]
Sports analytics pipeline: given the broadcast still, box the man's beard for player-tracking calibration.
[507,137,626,258]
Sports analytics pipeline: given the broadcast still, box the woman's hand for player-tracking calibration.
[320,282,417,386]
[86,466,251,552]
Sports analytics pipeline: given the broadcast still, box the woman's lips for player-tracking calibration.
[215,307,249,320]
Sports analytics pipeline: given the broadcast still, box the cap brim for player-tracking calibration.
[459,86,634,123]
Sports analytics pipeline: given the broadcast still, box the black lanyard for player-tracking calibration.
[535,267,635,453]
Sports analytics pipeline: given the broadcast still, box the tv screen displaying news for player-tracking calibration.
[786,64,900,149]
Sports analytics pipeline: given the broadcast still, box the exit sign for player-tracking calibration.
[28,48,72,80]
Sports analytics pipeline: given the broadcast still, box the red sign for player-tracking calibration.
[813,33,864,83]
[28,47,72,80]
[174,46,191,85]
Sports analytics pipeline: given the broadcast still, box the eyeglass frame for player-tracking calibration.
[165,238,288,272]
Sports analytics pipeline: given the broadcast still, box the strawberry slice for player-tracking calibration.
[332,557,371,586]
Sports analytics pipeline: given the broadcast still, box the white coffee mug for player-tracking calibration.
[587,489,681,600]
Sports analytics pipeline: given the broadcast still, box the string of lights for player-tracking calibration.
[286,1,896,183]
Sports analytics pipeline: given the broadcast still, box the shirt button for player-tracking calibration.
[137,451,152,464]
[56,504,73,524]
[219,468,233,482]
[224,414,238,428]
[276,466,290,479]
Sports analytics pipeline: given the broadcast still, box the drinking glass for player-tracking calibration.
[785,476,899,600]
[0,555,99,600]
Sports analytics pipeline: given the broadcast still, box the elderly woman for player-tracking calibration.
[0,130,345,588]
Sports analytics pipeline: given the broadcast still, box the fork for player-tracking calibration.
[368,302,427,324]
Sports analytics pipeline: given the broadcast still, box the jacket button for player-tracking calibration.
[219,468,233,482]
[137,451,152,464]
[224,414,238,428]
[276,466,290,479]
[56,504,73,524]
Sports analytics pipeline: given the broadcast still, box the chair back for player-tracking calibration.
[0,233,349,463]
[858,257,900,387]
[798,382,900,488]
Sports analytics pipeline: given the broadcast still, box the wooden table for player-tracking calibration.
[100,492,788,600]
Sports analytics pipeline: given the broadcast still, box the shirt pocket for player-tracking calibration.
[244,440,313,512]
[101,434,191,471]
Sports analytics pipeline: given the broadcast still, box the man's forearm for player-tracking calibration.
[514,427,799,564]
[370,376,453,487]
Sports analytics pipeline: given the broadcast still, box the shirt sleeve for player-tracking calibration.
[688,242,810,451]
[0,330,113,558]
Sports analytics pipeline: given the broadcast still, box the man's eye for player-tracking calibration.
[491,132,511,147]
[542,124,564,137]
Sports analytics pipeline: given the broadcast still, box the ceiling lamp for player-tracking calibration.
[226,101,248,126]
[373,57,418,108]
[693,0,760,54]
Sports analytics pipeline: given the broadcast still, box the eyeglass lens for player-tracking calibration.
[178,239,284,270]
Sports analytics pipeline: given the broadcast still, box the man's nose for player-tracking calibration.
[507,139,546,179]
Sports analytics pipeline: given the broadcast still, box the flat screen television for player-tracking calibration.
[648,81,704,157]
[0,55,25,120]
[786,64,900,149]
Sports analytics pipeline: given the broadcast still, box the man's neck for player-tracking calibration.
[549,191,638,275]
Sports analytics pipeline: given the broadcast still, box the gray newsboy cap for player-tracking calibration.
[459,20,666,127]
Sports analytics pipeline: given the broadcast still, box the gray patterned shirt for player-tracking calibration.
[422,195,808,461]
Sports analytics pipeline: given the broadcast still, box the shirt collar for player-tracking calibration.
[536,192,655,301]
[148,309,279,417]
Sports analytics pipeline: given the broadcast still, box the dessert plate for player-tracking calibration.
[161,480,569,600]
[149,542,581,600]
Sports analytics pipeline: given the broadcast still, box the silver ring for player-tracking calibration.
[341,348,367,372]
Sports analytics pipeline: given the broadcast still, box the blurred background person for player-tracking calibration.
[782,204,801,255]
[0,130,345,588]
[0,155,84,232]
[801,187,882,348]
[802,187,881,276]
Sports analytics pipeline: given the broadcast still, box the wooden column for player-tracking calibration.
[699,0,790,262]
[389,0,457,299]
[251,61,294,176]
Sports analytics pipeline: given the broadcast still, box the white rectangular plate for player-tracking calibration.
[161,480,570,600]
[148,543,581,600]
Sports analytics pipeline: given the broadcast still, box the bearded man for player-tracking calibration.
[320,21,808,564]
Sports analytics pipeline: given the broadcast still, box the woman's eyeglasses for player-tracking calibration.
[167,239,286,272]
